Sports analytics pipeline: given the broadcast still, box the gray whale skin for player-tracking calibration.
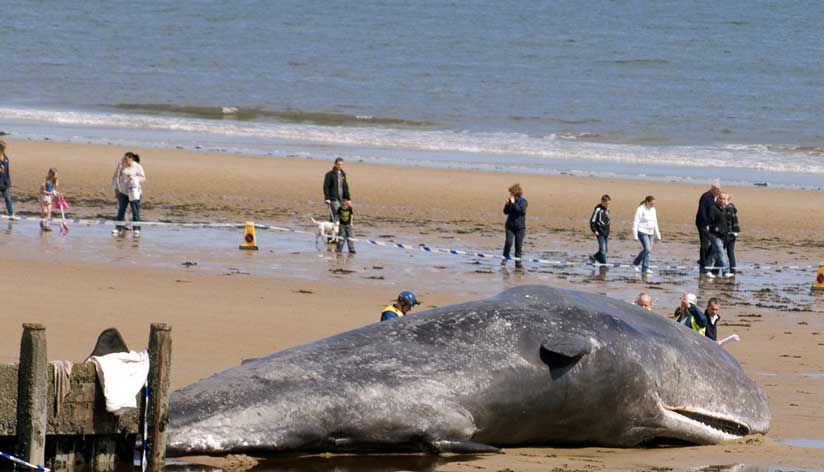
[167,285,770,454]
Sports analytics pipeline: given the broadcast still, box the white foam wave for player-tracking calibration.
[2,106,824,175]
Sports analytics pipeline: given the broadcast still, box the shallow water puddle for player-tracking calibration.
[3,218,823,313]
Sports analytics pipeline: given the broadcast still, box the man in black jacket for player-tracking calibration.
[323,157,350,222]
[589,194,611,264]
[695,182,721,274]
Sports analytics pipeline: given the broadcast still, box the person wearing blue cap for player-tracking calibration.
[380,291,419,321]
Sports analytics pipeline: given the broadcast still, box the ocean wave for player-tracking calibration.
[2,106,824,175]
[110,103,435,128]
[594,59,671,66]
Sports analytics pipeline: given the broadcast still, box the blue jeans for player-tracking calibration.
[116,192,141,231]
[336,224,355,252]
[706,234,728,275]
[328,200,341,222]
[632,232,653,271]
[593,235,608,264]
[1,188,12,215]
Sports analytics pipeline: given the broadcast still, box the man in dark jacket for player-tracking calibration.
[695,182,721,274]
[0,140,16,219]
[323,157,350,222]
[502,183,528,269]
[705,198,731,278]
[589,194,611,264]
[703,298,721,341]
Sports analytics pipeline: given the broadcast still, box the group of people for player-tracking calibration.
[323,157,355,253]
[0,142,146,236]
[634,291,724,342]
[696,183,740,278]
[585,183,740,277]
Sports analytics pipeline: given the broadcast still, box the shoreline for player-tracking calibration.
[0,138,823,471]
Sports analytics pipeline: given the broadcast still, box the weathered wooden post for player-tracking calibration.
[16,323,48,467]
[146,323,172,472]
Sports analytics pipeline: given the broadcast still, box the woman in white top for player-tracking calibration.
[111,152,146,237]
[631,195,662,274]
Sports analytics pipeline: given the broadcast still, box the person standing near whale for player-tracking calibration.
[502,183,527,269]
[632,195,662,274]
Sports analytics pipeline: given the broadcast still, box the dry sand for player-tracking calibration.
[1,138,823,471]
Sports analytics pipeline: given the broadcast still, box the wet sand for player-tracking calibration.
[1,139,823,471]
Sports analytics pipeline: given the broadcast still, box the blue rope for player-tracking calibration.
[0,450,51,472]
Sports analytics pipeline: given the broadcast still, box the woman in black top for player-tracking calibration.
[502,183,528,269]
[721,193,740,274]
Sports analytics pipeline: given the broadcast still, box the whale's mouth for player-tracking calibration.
[665,406,750,437]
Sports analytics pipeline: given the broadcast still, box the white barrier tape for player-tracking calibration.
[1,215,816,273]
[0,451,50,472]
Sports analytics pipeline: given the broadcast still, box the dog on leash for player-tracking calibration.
[311,218,339,243]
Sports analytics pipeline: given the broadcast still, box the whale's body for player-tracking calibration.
[167,285,770,454]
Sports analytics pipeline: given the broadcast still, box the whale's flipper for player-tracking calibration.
[427,439,501,454]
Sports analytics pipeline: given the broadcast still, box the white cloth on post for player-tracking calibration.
[89,350,150,415]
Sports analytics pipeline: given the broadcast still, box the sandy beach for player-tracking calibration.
[1,138,823,471]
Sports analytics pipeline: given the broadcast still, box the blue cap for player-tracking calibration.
[398,290,418,307]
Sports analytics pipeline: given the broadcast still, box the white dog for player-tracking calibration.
[311,218,339,243]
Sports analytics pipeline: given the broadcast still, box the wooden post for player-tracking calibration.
[146,323,172,472]
[16,323,48,466]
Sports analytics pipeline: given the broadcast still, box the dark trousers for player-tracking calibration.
[593,234,608,264]
[698,227,711,272]
[725,236,737,273]
[503,227,525,265]
[116,192,141,231]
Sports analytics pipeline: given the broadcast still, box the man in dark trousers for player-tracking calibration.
[323,157,350,222]
[589,194,611,264]
[0,140,17,220]
[695,181,721,275]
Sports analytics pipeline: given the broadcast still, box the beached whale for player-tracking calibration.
[166,285,770,454]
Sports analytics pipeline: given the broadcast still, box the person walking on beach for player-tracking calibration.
[112,152,145,238]
[589,194,611,264]
[502,183,528,269]
[335,200,356,253]
[38,168,59,231]
[705,193,734,278]
[380,291,419,321]
[323,157,350,222]
[0,141,18,220]
[631,195,661,274]
[722,193,740,275]
[696,181,721,275]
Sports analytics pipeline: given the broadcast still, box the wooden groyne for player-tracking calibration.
[0,323,171,471]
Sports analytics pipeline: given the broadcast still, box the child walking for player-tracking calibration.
[38,168,59,231]
[335,200,356,253]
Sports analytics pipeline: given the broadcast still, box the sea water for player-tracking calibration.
[2,0,824,189]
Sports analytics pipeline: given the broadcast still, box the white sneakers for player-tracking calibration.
[133,230,141,238]
[643,268,654,274]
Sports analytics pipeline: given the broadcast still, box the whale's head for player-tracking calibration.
[523,285,770,446]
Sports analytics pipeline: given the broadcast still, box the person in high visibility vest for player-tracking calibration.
[673,292,708,336]
[380,291,419,321]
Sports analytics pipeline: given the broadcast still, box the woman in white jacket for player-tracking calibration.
[632,195,662,274]
[111,152,146,237]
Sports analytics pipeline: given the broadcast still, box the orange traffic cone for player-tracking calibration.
[239,222,259,251]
